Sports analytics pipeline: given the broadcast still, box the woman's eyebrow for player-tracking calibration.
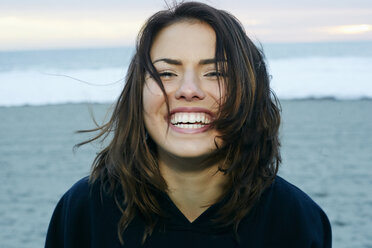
[152,58,225,65]
[199,58,216,65]
[152,58,182,65]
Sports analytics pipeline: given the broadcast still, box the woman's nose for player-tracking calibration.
[175,73,206,101]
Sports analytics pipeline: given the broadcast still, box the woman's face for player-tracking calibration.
[143,21,224,160]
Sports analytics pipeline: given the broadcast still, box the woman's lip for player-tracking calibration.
[169,107,214,116]
[169,123,211,134]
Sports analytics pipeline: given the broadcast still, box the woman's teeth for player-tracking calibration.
[170,112,211,128]
[173,123,205,128]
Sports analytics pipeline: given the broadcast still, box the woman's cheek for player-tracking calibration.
[144,79,164,97]
[143,80,165,110]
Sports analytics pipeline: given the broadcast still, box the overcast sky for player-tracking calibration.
[1,0,372,51]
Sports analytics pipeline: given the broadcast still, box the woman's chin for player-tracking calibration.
[164,149,213,160]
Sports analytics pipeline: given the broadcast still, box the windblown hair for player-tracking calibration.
[77,1,281,244]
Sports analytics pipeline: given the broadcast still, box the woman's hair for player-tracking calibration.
[77,1,281,244]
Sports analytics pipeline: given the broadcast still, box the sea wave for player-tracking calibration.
[0,68,126,106]
[268,56,372,100]
[1,56,372,106]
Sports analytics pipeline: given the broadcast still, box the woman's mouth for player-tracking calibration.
[170,112,211,128]
[168,108,214,133]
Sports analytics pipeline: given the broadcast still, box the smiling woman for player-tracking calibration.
[45,2,331,248]
[143,21,223,160]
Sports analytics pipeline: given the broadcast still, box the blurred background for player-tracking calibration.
[0,0,371,247]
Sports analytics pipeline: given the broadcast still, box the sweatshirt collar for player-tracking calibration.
[157,191,233,234]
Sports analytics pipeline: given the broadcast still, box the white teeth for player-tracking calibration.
[196,113,201,121]
[189,113,196,123]
[170,112,211,126]
[174,123,205,129]
[181,114,189,123]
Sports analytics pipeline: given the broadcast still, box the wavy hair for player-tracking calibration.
[77,1,281,244]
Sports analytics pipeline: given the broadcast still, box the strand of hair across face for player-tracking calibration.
[40,71,125,86]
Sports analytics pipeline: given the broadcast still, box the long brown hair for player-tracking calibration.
[77,1,281,244]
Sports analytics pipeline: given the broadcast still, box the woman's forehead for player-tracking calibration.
[150,21,217,62]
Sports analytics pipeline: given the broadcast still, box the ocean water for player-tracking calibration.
[1,42,372,247]
[1,41,372,106]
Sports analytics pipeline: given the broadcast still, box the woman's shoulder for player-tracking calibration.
[56,177,93,210]
[64,176,91,198]
[270,176,321,207]
[264,176,329,222]
[45,177,91,247]
[57,176,114,211]
[242,175,332,247]
[48,177,95,224]
[45,176,121,247]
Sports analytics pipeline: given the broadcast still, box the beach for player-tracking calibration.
[1,100,371,247]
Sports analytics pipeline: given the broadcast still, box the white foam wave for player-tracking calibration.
[0,57,371,106]
[269,57,372,99]
[0,68,126,106]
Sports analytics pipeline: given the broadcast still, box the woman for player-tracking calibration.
[45,2,332,247]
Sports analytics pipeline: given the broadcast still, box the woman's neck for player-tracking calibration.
[158,150,228,222]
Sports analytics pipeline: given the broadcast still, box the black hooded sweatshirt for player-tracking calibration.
[45,176,332,248]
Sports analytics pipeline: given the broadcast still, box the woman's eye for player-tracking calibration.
[205,71,224,78]
[158,71,177,78]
